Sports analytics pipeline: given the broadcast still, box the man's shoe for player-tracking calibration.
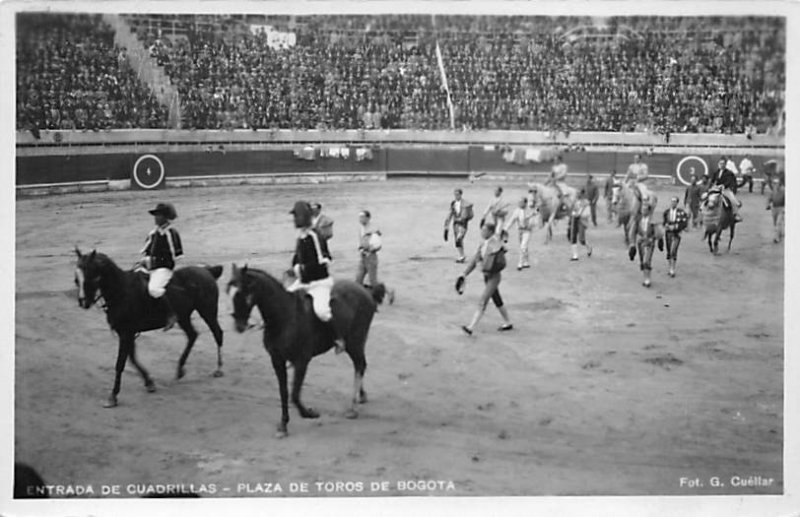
[498,324,513,332]
[587,246,593,257]
[570,256,579,262]
[461,325,473,336]
[455,256,466,263]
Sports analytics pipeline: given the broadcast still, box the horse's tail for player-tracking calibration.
[205,265,224,280]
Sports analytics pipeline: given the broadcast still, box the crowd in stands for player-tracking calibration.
[16,14,785,136]
[16,14,168,133]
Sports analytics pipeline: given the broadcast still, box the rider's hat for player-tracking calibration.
[148,202,177,220]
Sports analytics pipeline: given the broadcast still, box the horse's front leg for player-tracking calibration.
[104,333,132,408]
[345,346,368,419]
[270,353,291,438]
[127,340,156,393]
[291,360,319,419]
[727,225,735,252]
[545,214,555,244]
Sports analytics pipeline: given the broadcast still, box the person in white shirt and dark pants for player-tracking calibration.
[738,154,755,194]
[502,197,536,270]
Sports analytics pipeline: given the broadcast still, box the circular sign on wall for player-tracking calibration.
[675,155,708,186]
[132,154,166,189]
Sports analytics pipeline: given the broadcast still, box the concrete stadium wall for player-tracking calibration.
[16,147,782,189]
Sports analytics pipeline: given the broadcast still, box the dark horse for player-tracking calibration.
[228,264,380,438]
[74,248,224,408]
[701,186,737,254]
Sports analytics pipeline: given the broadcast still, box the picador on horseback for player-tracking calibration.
[140,202,182,330]
[287,200,346,354]
[624,154,654,207]
[546,155,569,212]
[707,156,743,222]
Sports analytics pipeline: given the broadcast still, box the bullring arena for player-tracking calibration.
[8,8,792,514]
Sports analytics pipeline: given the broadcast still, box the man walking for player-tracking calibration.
[569,189,593,261]
[502,197,536,270]
[604,169,619,222]
[738,154,755,194]
[456,222,513,335]
[480,186,510,234]
[766,177,785,244]
[585,173,600,226]
[444,188,474,263]
[684,174,704,229]
[663,196,688,277]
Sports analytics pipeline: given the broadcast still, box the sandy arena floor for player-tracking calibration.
[14,178,783,497]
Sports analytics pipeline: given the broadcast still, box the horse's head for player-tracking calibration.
[227,263,256,333]
[704,187,722,209]
[74,247,102,309]
[640,193,658,215]
[611,184,622,206]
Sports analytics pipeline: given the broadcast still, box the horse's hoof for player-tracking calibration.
[359,393,368,404]
[345,409,359,420]
[275,430,288,439]
[212,370,224,378]
[176,369,185,380]
[146,383,157,393]
[103,398,118,408]
[301,408,320,419]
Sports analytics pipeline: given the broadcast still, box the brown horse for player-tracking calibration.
[75,248,224,408]
[701,186,737,254]
[527,181,578,243]
[228,264,380,438]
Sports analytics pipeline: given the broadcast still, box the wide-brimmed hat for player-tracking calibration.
[289,201,312,216]
[148,202,177,220]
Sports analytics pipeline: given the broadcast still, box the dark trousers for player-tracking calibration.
[740,175,753,193]
[665,231,681,260]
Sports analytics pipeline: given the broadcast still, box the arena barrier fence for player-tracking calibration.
[16,130,783,195]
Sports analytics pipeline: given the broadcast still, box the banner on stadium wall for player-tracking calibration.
[249,24,296,49]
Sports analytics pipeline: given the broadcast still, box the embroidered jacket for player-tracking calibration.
[142,224,183,270]
[292,229,332,283]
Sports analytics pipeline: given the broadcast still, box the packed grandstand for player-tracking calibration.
[16,13,785,136]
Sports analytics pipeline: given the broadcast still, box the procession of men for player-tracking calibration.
[442,152,781,327]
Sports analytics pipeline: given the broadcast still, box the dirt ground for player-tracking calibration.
[14,177,783,497]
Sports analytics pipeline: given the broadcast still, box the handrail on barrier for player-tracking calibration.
[16,129,785,150]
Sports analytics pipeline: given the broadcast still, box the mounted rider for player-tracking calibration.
[624,154,654,206]
[546,155,569,212]
[708,156,743,222]
[140,202,182,330]
[287,200,345,353]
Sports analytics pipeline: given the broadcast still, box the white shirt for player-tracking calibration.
[726,159,739,176]
[668,208,677,223]
[504,206,536,232]
[453,199,462,216]
[739,158,754,176]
